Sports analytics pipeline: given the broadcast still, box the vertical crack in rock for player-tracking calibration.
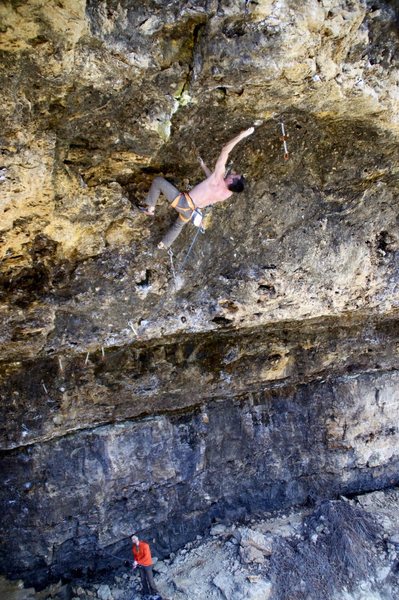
[160,18,208,141]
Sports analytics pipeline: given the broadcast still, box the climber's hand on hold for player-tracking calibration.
[242,126,255,137]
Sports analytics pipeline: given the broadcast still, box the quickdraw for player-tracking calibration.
[128,321,139,336]
[280,120,289,160]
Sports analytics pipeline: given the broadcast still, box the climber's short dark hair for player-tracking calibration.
[227,175,246,193]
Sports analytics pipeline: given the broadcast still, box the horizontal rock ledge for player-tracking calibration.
[1,309,399,450]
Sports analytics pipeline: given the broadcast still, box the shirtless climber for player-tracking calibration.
[138,126,255,249]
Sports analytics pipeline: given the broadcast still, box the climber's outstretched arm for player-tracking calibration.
[213,127,255,179]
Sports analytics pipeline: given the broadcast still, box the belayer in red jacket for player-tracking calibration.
[131,534,159,597]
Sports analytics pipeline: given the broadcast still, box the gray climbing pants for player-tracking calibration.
[144,176,194,248]
[138,565,158,596]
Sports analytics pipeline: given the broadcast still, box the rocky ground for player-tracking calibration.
[2,488,399,600]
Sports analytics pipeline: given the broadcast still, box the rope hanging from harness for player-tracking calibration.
[168,247,177,287]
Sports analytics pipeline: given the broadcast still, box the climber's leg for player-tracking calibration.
[159,216,186,249]
[142,177,180,215]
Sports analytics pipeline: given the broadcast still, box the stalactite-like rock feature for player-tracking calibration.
[1,0,399,591]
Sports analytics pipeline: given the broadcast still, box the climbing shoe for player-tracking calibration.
[138,205,155,216]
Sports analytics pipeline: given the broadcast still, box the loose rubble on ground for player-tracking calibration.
[2,488,399,600]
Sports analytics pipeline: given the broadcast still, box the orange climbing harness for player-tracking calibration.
[171,192,196,222]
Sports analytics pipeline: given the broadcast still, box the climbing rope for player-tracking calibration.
[100,548,132,566]
[178,219,206,273]
[168,247,177,287]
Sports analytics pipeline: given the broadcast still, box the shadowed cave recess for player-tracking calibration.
[1,0,399,595]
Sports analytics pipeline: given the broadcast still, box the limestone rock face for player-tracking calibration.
[1,0,399,590]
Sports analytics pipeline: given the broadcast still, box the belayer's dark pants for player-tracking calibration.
[139,565,158,596]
